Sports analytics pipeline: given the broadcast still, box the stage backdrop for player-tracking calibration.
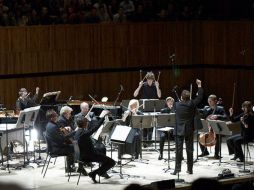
[0,21,253,113]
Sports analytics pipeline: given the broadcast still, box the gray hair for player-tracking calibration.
[60,106,73,115]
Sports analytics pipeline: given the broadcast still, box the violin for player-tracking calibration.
[59,125,73,144]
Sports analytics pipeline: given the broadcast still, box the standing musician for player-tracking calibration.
[16,87,40,113]
[133,71,161,147]
[45,109,78,173]
[171,79,203,175]
[120,99,142,159]
[74,110,115,183]
[198,94,228,159]
[227,101,254,162]
[133,71,161,99]
[158,96,175,160]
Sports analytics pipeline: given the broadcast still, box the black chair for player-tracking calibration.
[41,133,69,178]
[67,141,100,185]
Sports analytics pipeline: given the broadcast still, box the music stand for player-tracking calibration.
[24,106,41,163]
[194,119,209,162]
[40,91,61,105]
[16,110,27,167]
[110,125,132,179]
[157,113,175,172]
[131,115,153,161]
[92,120,115,158]
[207,119,232,166]
[143,100,165,150]
[193,112,204,162]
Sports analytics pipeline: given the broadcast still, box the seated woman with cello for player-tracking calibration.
[227,101,254,162]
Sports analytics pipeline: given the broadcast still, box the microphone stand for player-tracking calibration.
[113,87,123,106]
[239,129,250,173]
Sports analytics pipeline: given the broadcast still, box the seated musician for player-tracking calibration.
[227,101,254,162]
[16,87,40,113]
[74,110,115,183]
[75,102,106,162]
[198,94,228,159]
[45,109,78,173]
[158,96,175,160]
[58,106,75,130]
[120,99,142,159]
[74,102,97,127]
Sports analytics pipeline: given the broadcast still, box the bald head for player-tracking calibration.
[80,102,89,114]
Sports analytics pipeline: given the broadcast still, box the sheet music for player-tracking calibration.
[92,124,103,140]
[157,127,174,132]
[110,125,131,142]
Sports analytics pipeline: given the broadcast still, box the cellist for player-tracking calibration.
[198,94,228,159]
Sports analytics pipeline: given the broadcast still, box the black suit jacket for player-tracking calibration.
[199,105,227,120]
[46,121,72,153]
[74,118,104,156]
[58,115,75,130]
[74,112,97,129]
[175,87,204,137]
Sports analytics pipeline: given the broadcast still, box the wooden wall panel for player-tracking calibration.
[0,22,254,112]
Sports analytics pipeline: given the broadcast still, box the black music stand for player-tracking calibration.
[131,115,153,161]
[110,125,132,179]
[143,99,165,150]
[40,91,61,105]
[93,120,115,158]
[193,112,204,162]
[157,113,175,172]
[208,119,232,166]
[194,119,209,162]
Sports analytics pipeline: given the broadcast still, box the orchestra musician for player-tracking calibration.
[74,110,115,183]
[158,96,175,160]
[227,101,254,162]
[58,106,75,131]
[171,79,203,175]
[16,87,40,113]
[120,99,142,159]
[74,102,97,123]
[133,71,161,147]
[198,94,228,159]
[74,102,106,163]
[45,109,78,173]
